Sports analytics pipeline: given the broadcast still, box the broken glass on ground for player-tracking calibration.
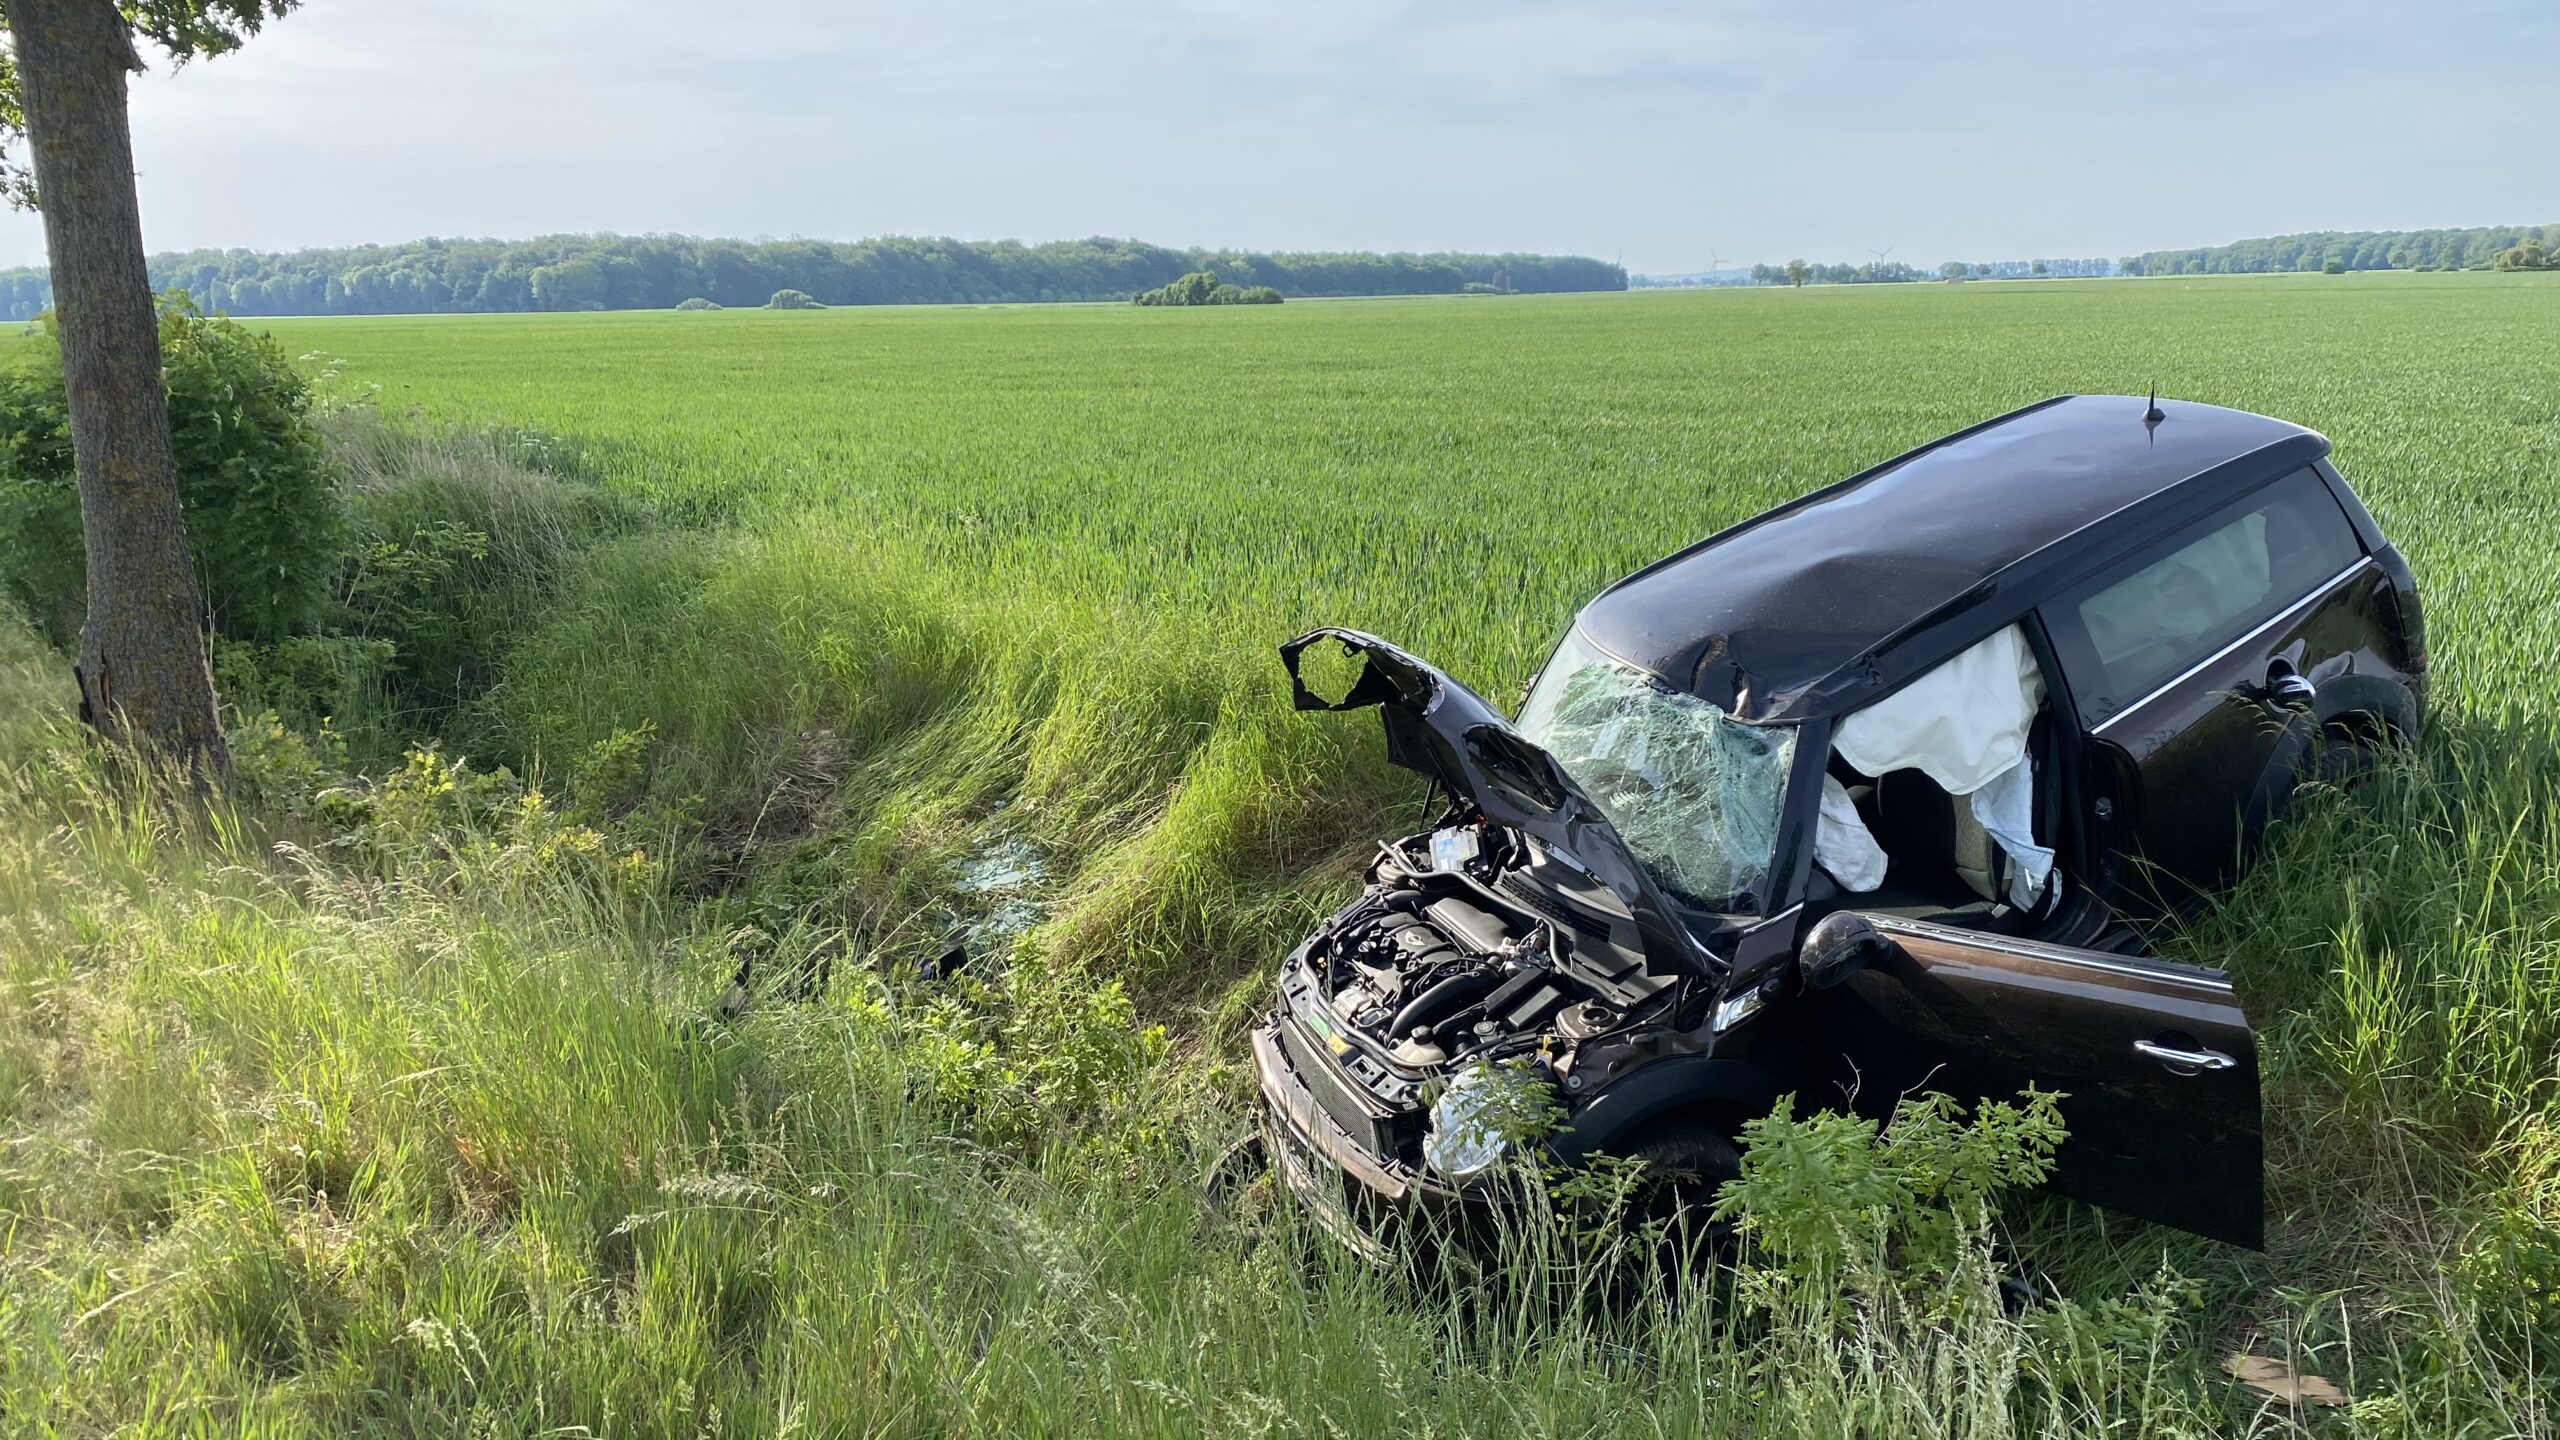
[950,834,1049,949]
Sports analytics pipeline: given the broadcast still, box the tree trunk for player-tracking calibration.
[8,0,228,784]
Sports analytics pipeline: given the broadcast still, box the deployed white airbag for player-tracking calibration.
[1834,624,2044,794]
[1966,757,2055,909]
[1814,624,2054,903]
[1814,774,1888,891]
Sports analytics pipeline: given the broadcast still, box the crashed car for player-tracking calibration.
[1253,394,2426,1256]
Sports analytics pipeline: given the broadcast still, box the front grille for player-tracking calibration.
[1279,1019,1394,1155]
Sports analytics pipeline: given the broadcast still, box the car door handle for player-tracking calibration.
[2134,1038,2237,1074]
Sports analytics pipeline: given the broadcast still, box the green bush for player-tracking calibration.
[0,383,77,641]
[673,297,722,311]
[763,288,822,310]
[1715,1088,2068,1301]
[164,412,653,768]
[0,298,340,645]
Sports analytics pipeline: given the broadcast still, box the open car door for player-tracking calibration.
[1808,913,2263,1248]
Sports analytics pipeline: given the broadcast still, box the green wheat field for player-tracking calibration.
[4,271,2558,1435]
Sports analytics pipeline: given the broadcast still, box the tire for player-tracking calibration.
[2309,725,2385,790]
[1622,1118,1744,1269]
[1200,1131,1269,1229]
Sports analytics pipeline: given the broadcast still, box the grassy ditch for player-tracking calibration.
[0,607,2491,1438]
[2,278,2557,1432]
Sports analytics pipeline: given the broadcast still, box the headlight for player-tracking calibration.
[1423,1062,1550,1180]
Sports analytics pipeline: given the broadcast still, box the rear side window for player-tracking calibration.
[2055,468,2365,723]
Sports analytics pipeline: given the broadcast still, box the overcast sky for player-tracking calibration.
[1,0,2550,274]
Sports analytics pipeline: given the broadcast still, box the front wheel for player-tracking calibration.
[1623,1118,1744,1271]
[1200,1131,1269,1230]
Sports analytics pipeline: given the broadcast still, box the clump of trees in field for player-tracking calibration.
[673,296,720,310]
[0,234,1628,319]
[1131,271,1281,306]
[2494,239,2556,271]
[764,288,822,309]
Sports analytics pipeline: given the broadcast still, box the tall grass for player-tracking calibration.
[0,616,2466,1438]
[1,274,2555,1431]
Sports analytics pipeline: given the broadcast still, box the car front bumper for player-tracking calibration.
[1249,1019,1486,1263]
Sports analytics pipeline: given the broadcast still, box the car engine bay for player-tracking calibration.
[1278,818,1702,1151]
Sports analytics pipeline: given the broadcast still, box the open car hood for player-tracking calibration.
[1280,627,1713,981]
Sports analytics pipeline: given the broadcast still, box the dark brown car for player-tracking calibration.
[1253,395,2425,1255]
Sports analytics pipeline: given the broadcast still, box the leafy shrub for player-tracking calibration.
[312,743,662,901]
[764,289,822,310]
[214,632,395,743]
[224,704,351,814]
[897,964,1170,1154]
[673,297,722,311]
[0,298,340,645]
[1715,1088,2067,1305]
[1709,1088,2207,1399]
[0,390,77,640]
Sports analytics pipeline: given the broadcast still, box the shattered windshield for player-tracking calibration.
[1514,630,1796,912]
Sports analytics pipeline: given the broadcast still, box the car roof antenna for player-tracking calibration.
[2142,388,2166,425]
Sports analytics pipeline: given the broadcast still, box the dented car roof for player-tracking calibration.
[1575,394,2331,723]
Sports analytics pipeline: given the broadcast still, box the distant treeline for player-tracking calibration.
[1660,223,2560,290]
[1646,257,2123,288]
[2120,223,2559,275]
[1745,260,1930,285]
[1737,258,2119,286]
[0,234,1627,318]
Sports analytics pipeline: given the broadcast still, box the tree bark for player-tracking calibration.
[7,0,227,784]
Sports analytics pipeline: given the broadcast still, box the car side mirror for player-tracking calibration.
[1800,912,1888,990]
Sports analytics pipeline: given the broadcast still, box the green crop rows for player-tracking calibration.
[270,272,2560,702]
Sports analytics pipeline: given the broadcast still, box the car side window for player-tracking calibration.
[2051,468,2365,724]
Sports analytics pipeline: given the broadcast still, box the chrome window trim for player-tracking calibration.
[1866,914,2238,994]
[2089,556,2373,738]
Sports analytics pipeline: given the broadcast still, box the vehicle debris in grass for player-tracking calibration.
[2224,1354,2350,1408]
